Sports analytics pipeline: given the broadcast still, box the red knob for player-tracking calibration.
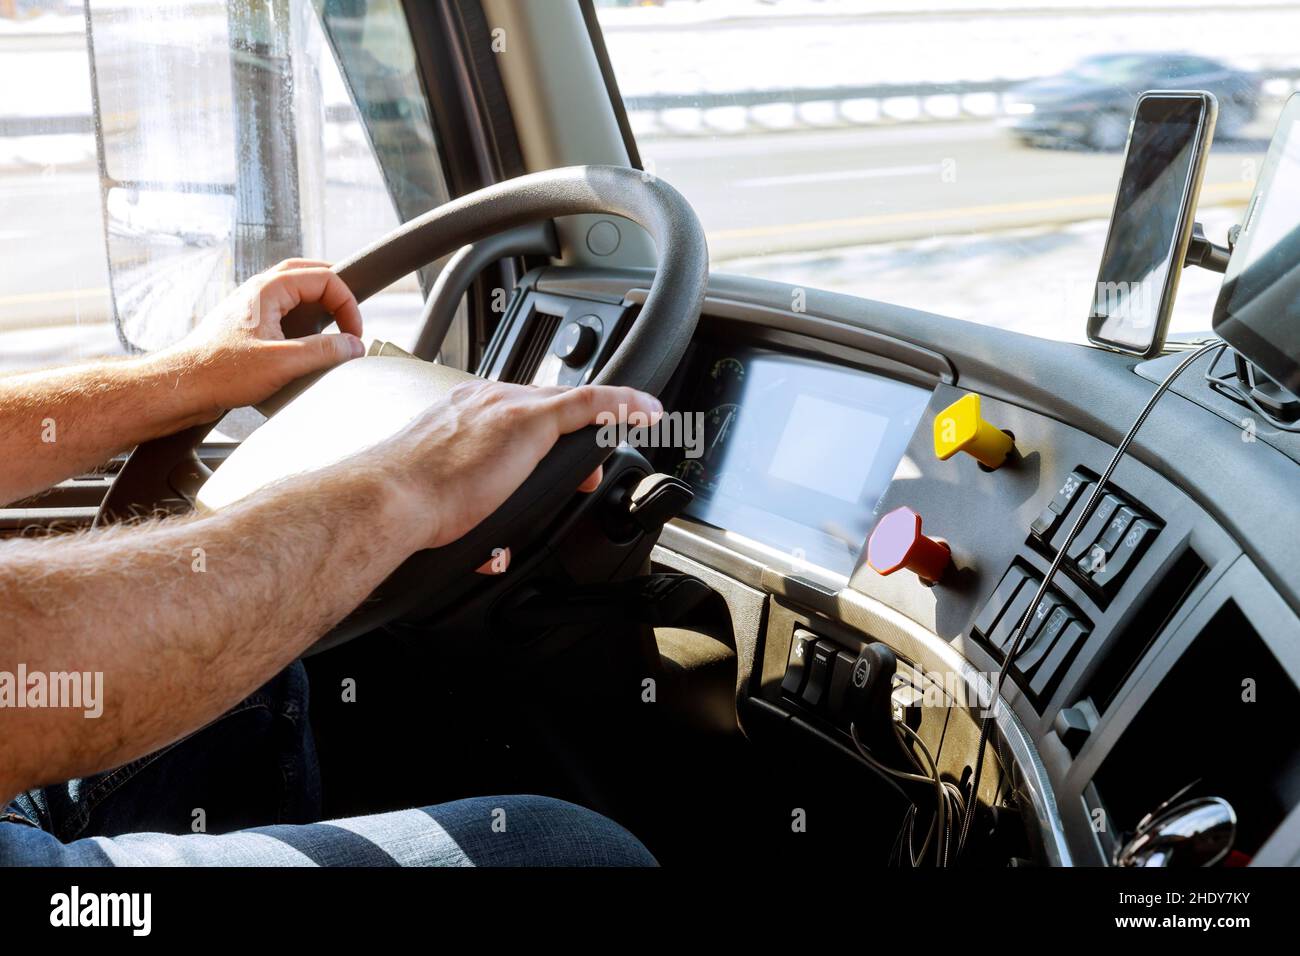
[867,506,951,584]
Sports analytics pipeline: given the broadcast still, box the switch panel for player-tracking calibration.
[778,628,905,732]
[972,565,1030,642]
[1030,467,1162,602]
[971,561,1092,703]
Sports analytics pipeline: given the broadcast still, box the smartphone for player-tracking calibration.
[1087,91,1217,357]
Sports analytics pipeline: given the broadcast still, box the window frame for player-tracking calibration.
[399,0,531,367]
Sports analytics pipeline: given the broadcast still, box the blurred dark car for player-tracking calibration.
[1002,52,1260,150]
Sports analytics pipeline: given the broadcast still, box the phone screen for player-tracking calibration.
[1088,94,1211,354]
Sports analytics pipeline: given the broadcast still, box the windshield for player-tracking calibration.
[596,0,1300,347]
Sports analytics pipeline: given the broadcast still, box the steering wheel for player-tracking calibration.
[96,165,708,648]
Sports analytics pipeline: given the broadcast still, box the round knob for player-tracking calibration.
[866,506,951,584]
[554,321,599,367]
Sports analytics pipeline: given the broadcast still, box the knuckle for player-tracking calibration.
[448,379,492,404]
[313,336,337,362]
[487,400,526,429]
[567,385,599,414]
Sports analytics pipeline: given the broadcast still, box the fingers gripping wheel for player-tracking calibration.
[102,165,709,647]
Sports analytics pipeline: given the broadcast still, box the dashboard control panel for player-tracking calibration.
[528,271,1300,866]
[478,289,630,387]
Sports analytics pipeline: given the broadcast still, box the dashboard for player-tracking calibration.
[481,265,1300,867]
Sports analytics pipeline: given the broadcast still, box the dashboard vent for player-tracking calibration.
[507,311,561,384]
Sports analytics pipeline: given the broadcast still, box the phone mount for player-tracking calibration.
[1189,221,1300,423]
[1206,346,1300,423]
[1183,221,1233,274]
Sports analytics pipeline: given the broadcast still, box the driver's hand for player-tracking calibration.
[162,259,364,417]
[385,380,662,555]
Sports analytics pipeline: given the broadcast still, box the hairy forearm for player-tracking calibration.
[0,459,426,803]
[0,350,217,506]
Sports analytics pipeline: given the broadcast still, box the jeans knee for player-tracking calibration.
[427,795,657,867]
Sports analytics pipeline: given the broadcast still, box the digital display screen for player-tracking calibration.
[767,394,890,502]
[1089,95,1207,353]
[669,345,929,574]
[1213,96,1300,395]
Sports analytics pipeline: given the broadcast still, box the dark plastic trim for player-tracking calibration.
[578,0,643,172]
[413,221,560,361]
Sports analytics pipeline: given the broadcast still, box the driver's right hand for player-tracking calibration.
[382,379,662,554]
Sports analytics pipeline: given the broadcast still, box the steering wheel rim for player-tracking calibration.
[100,164,708,648]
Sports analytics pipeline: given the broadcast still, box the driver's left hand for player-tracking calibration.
[160,259,365,419]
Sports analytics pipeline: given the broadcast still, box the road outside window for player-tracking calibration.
[596,0,1300,345]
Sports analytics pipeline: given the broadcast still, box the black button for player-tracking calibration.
[988,578,1042,652]
[781,629,818,698]
[1021,592,1062,648]
[972,565,1030,638]
[1050,471,1089,515]
[1053,705,1091,756]
[1092,518,1157,592]
[1066,493,1123,561]
[1029,620,1089,698]
[1077,548,1105,577]
[827,649,858,721]
[1038,477,1093,543]
[1095,505,1138,556]
[1014,604,1072,672]
[801,641,837,710]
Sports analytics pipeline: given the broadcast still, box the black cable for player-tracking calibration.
[896,721,947,865]
[956,340,1228,858]
[852,722,941,865]
[1204,355,1300,433]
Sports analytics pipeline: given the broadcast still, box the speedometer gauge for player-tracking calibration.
[705,403,740,458]
[709,357,745,395]
[673,459,707,484]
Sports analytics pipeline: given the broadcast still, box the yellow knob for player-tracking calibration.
[933,393,1014,469]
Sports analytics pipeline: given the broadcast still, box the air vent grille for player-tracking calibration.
[508,311,562,384]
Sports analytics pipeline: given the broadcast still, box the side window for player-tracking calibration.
[0,0,447,373]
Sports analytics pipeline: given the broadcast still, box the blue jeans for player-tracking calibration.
[0,664,654,867]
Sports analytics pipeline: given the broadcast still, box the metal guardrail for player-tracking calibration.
[620,70,1300,132]
[623,79,1024,113]
[7,70,1300,141]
